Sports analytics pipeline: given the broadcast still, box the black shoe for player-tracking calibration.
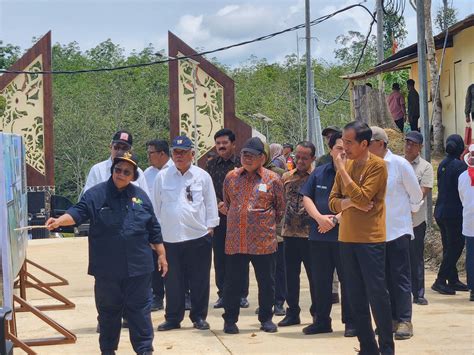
[122,318,129,328]
[344,324,357,337]
[332,293,340,304]
[431,281,456,295]
[185,293,192,310]
[278,314,300,327]
[96,323,100,333]
[448,281,469,292]
[223,322,239,334]
[255,306,259,314]
[151,297,164,311]
[273,304,286,316]
[193,319,210,330]
[137,352,153,355]
[470,291,474,301]
[302,323,333,335]
[157,321,181,331]
[260,320,278,333]
[214,297,224,309]
[240,297,250,308]
[413,297,429,305]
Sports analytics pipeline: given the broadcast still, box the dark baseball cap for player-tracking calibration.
[241,137,265,155]
[112,130,133,147]
[171,135,193,150]
[322,125,342,137]
[405,131,423,144]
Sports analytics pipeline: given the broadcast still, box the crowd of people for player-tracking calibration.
[45,119,474,355]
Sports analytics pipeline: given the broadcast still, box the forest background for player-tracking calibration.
[0,5,456,201]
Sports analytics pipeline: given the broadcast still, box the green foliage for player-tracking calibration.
[435,2,458,32]
[0,41,21,69]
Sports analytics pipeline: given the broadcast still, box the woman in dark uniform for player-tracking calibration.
[46,152,167,355]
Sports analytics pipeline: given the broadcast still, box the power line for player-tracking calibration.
[317,11,377,109]
[0,2,374,75]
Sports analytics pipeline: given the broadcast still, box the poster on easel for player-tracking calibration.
[0,133,28,311]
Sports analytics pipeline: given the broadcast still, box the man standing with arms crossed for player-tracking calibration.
[329,121,394,355]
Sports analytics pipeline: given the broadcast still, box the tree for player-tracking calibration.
[424,0,444,155]
[435,0,458,32]
[383,12,408,55]
[0,41,21,69]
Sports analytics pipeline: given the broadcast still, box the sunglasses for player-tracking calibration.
[113,144,131,151]
[113,167,133,177]
[185,185,193,202]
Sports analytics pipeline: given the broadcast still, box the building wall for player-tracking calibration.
[407,26,474,142]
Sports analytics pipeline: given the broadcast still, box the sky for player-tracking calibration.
[1,0,473,67]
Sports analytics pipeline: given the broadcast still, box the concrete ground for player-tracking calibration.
[13,238,474,354]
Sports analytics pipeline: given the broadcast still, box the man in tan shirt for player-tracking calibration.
[329,121,394,355]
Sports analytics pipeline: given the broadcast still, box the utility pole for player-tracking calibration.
[376,0,384,63]
[305,0,316,145]
[415,0,433,226]
[296,33,304,141]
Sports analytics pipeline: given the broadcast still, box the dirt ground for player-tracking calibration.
[12,238,474,354]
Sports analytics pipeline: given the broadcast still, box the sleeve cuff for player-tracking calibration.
[66,207,82,226]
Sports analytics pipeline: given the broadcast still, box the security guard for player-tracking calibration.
[46,152,168,355]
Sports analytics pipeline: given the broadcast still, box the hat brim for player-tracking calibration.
[405,136,423,144]
[112,139,132,147]
[113,156,137,168]
[241,148,263,156]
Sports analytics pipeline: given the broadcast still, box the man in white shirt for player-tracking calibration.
[369,127,423,341]
[153,136,219,332]
[83,130,148,194]
[458,144,474,302]
[404,131,434,306]
[144,139,175,312]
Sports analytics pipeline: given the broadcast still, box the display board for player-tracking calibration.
[0,133,28,309]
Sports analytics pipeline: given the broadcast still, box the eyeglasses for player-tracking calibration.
[241,152,261,160]
[113,167,133,177]
[185,185,193,202]
[113,144,131,151]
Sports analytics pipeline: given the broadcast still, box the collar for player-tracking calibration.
[238,166,264,178]
[106,176,134,197]
[383,149,393,162]
[288,167,312,176]
[170,164,194,177]
[161,158,173,170]
[411,155,421,165]
[216,154,238,165]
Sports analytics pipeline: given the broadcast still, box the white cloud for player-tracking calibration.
[176,14,210,43]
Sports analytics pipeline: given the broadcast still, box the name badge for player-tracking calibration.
[258,183,267,192]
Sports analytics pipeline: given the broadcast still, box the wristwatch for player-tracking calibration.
[331,216,339,225]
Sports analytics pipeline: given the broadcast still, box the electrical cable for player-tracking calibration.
[316,11,377,109]
[0,2,375,75]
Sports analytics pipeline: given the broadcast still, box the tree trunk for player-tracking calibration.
[424,0,444,155]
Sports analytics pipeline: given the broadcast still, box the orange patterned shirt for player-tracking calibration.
[223,167,285,255]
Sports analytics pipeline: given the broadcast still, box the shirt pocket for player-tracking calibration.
[161,186,178,203]
[94,207,122,237]
[188,184,204,206]
[131,205,151,234]
[253,190,273,211]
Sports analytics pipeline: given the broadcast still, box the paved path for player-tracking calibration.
[13,239,474,354]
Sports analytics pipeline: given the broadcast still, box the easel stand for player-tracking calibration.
[6,259,77,354]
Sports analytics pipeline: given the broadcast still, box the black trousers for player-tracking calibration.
[284,237,315,317]
[340,242,394,355]
[95,273,153,353]
[408,116,419,131]
[436,217,465,283]
[311,240,353,326]
[213,214,249,298]
[275,241,287,306]
[394,117,404,132]
[164,235,212,323]
[152,254,191,301]
[386,235,412,322]
[223,253,276,324]
[409,222,427,298]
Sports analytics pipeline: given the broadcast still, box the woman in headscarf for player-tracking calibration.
[432,134,468,295]
[270,143,288,171]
